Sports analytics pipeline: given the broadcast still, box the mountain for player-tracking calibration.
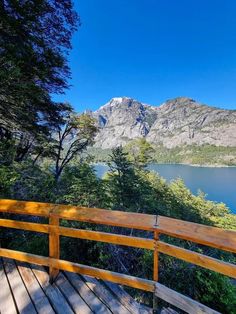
[91,96,236,149]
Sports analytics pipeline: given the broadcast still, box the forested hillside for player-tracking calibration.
[0,1,236,313]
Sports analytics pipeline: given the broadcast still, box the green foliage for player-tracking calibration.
[0,165,18,197]
[0,139,16,165]
[1,145,235,312]
[0,0,79,135]
[52,112,98,182]
[194,269,236,313]
[86,147,112,162]
[106,147,141,210]
[125,138,154,168]
[151,144,236,166]
[89,143,236,166]
[58,161,106,207]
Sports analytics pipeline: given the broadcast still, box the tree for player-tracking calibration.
[125,138,154,168]
[59,162,106,207]
[107,146,141,210]
[52,113,98,182]
[0,0,79,136]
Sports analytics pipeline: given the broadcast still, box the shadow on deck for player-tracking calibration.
[0,258,154,314]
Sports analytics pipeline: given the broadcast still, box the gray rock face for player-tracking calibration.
[90,96,236,149]
[92,97,157,148]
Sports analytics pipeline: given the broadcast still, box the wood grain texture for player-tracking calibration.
[55,272,92,314]
[16,261,55,314]
[158,215,236,253]
[0,199,156,230]
[0,199,52,217]
[153,231,159,281]
[157,241,236,279]
[31,264,74,314]
[0,249,154,291]
[83,275,130,314]
[58,226,154,250]
[104,280,153,314]
[1,199,235,253]
[49,215,60,282]
[153,231,159,313]
[0,258,17,314]
[65,271,111,314]
[155,282,220,314]
[0,258,155,314]
[0,248,49,266]
[0,218,49,233]
[3,258,37,314]
[51,257,155,292]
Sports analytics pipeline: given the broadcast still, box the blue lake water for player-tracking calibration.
[94,163,236,214]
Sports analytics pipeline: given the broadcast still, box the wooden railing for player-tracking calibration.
[0,199,235,314]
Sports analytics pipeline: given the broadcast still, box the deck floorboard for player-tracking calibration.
[0,259,152,314]
[3,258,37,314]
[0,258,17,314]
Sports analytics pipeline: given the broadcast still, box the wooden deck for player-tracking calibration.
[0,258,153,314]
[1,200,233,313]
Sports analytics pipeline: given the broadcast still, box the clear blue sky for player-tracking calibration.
[53,0,236,112]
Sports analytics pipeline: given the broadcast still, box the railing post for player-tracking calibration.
[49,213,59,283]
[153,216,159,314]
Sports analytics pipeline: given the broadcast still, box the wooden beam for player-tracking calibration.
[0,249,154,292]
[0,218,49,233]
[157,216,236,253]
[1,199,235,253]
[51,258,155,292]
[157,241,236,279]
[153,230,159,313]
[0,248,49,266]
[153,231,159,281]
[0,217,154,250]
[0,199,52,217]
[0,199,156,231]
[155,282,220,314]
[49,215,60,282]
[58,226,154,250]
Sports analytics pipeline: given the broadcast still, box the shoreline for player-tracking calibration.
[151,162,236,168]
[93,161,236,168]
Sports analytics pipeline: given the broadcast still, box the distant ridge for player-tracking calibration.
[89,97,236,149]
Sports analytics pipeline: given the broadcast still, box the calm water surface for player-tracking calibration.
[94,163,236,214]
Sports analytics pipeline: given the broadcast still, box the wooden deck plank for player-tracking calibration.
[16,261,55,314]
[3,258,37,314]
[155,282,220,314]
[83,275,131,314]
[31,265,74,314]
[65,271,111,314]
[0,258,17,314]
[55,272,92,314]
[104,280,152,314]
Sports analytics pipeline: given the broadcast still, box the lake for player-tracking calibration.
[94,163,236,214]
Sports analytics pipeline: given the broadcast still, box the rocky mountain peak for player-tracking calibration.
[89,96,236,149]
[158,97,196,110]
[97,97,134,112]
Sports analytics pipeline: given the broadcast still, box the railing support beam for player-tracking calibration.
[49,214,59,283]
[153,229,159,313]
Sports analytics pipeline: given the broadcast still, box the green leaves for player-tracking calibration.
[0,0,79,135]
